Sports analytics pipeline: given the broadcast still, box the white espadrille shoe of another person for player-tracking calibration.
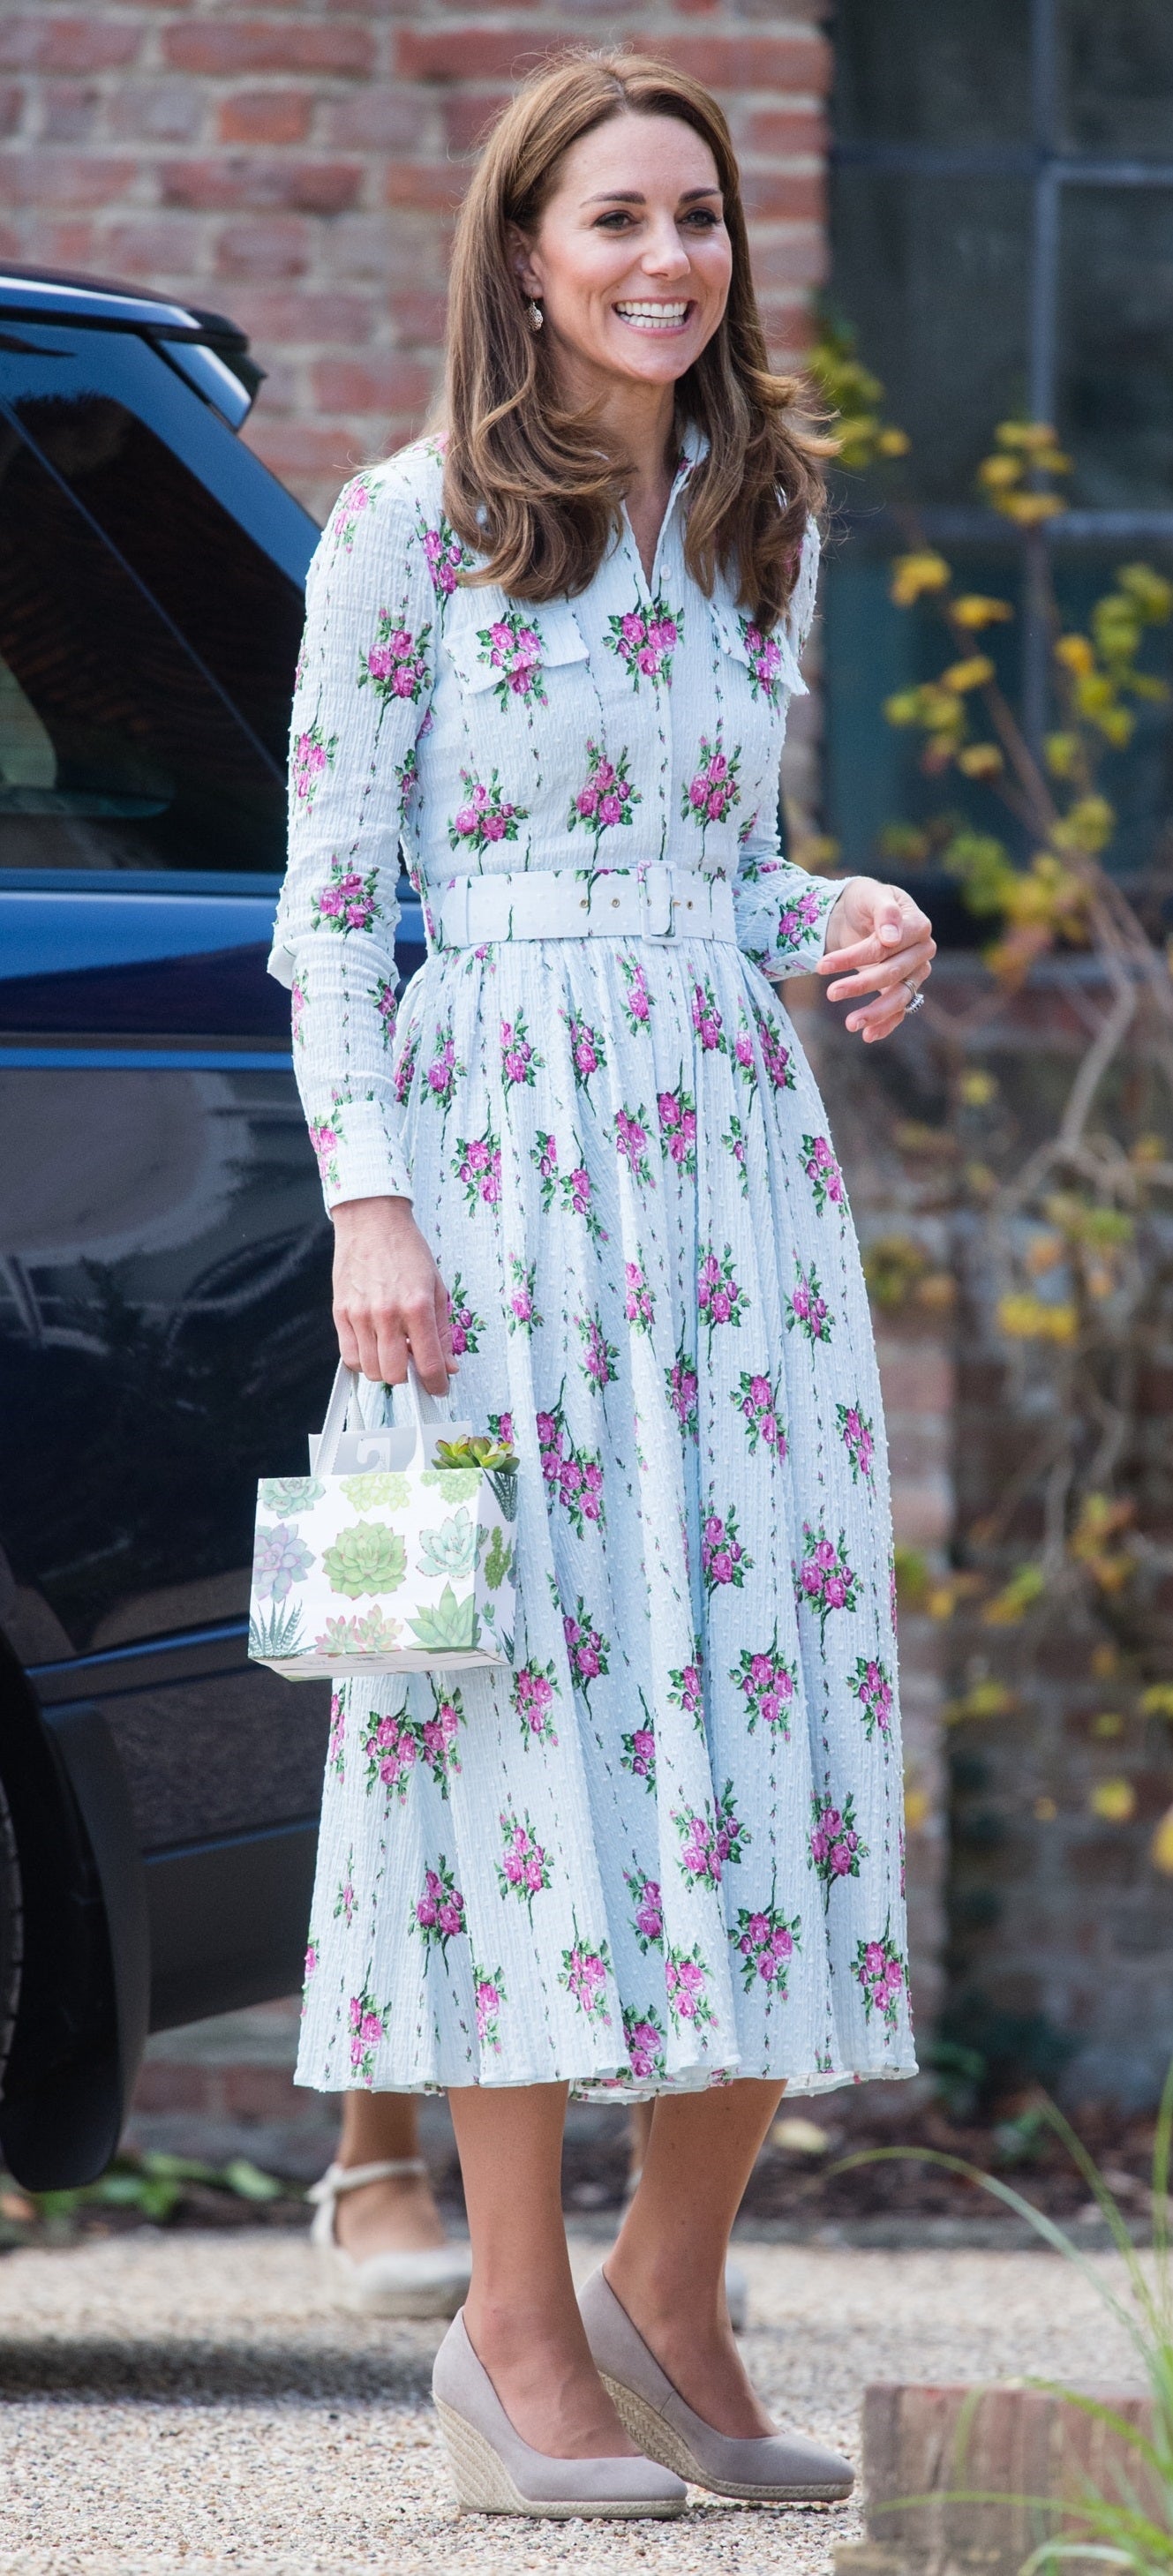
[432,2309,688,2519]
[579,2267,854,2504]
[308,2159,471,2318]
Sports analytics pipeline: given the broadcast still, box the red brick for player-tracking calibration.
[0,18,141,72]
[221,2065,299,2118]
[0,84,23,138]
[22,215,100,267]
[164,18,375,78]
[218,88,314,146]
[315,353,438,413]
[440,88,511,154]
[740,169,825,222]
[102,214,207,277]
[214,214,313,279]
[383,161,467,212]
[741,106,829,157]
[108,80,206,144]
[41,80,100,145]
[388,286,449,346]
[747,228,827,292]
[161,156,364,214]
[244,415,365,482]
[326,83,433,153]
[0,151,139,207]
[223,285,378,343]
[131,2062,213,2115]
[395,28,575,82]
[656,30,833,92]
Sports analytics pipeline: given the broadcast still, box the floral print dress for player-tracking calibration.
[272,425,915,2098]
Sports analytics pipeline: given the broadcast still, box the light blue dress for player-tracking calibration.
[270,427,915,2098]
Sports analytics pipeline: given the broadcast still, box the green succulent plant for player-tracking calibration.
[259,1476,325,1517]
[322,1521,408,1599]
[339,1471,410,1510]
[483,1525,514,1591]
[421,1467,481,1501]
[432,1433,518,1471]
[417,1506,477,1579]
[407,1583,480,1651]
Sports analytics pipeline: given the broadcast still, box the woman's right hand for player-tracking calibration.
[331,1196,457,1395]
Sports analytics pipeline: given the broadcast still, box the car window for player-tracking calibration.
[0,412,286,872]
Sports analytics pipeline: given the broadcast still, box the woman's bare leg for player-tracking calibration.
[448,2080,636,2459]
[628,2097,653,2188]
[605,2078,786,2435]
[334,2090,448,2258]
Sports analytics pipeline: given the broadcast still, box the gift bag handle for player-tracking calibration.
[316,1356,453,1476]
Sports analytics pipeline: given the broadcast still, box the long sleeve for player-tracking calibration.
[731,518,852,980]
[269,462,437,1209]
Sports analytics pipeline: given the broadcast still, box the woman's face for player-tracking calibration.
[515,112,733,397]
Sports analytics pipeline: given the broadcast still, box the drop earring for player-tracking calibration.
[527,297,544,333]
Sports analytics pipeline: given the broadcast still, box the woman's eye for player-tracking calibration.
[684,209,720,229]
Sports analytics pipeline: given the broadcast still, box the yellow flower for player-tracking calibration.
[1034,1795,1057,1821]
[904,1786,930,1831]
[959,1070,996,1107]
[978,454,1022,491]
[996,1292,1078,1342]
[958,744,1004,777]
[1140,1684,1173,1719]
[890,550,951,606]
[998,491,1066,526]
[1091,1712,1124,1738]
[1055,633,1094,675]
[1152,1806,1173,1874]
[941,656,996,693]
[1089,1779,1136,1823]
[1044,732,1080,778]
[876,426,910,456]
[952,595,1014,628]
[995,420,1060,452]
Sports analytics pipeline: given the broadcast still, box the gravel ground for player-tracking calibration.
[0,2228,1140,2576]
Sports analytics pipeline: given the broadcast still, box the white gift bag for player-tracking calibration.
[248,1361,517,1680]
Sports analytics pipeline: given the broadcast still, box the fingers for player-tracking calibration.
[818,897,933,980]
[825,934,936,1006]
[402,1287,451,1398]
[435,1277,459,1379]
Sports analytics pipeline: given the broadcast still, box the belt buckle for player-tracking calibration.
[639,867,675,942]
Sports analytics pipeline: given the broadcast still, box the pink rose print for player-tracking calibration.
[477,607,547,709]
[327,1691,346,1780]
[291,720,337,812]
[576,1308,619,1390]
[626,1868,664,1952]
[453,1123,501,1210]
[447,766,528,856]
[852,1654,894,1741]
[624,1262,655,1332]
[312,859,380,937]
[673,1780,750,1885]
[424,1016,464,1115]
[303,1938,318,1990]
[732,1010,757,1086]
[786,1260,832,1345]
[701,1505,753,1592]
[733,1367,786,1457]
[488,1409,515,1449]
[666,1342,699,1440]
[665,1943,715,2031]
[854,1922,906,2029]
[368,974,396,1052]
[620,953,654,1033]
[362,1707,417,1802]
[422,512,466,596]
[801,1131,846,1218]
[738,613,786,708]
[538,1390,605,1538]
[690,974,727,1053]
[473,1961,507,2051]
[307,1107,343,1191]
[334,1859,357,1928]
[512,1659,560,1749]
[622,2004,667,2082]
[729,1636,798,1738]
[730,1898,801,1995]
[347,1977,392,2084]
[697,1243,750,1348]
[447,1272,483,1357]
[808,1787,868,1901]
[620,1694,657,1790]
[530,1130,607,1242]
[560,1925,613,2024]
[751,1003,795,1092]
[332,471,374,552]
[567,739,641,853]
[392,1031,417,1104]
[667,1657,704,1729]
[793,1521,861,1644]
[658,1082,698,1175]
[721,1113,750,1198]
[773,882,826,963]
[357,612,430,704]
[412,1855,466,1962]
[500,1007,544,1088]
[838,1401,876,1483]
[505,1252,541,1334]
[614,1103,655,1192]
[495,1809,552,1922]
[290,975,306,1049]
[605,590,680,689]
[418,1683,463,1789]
[561,1592,611,1710]
[681,731,741,852]
[560,1010,607,1099]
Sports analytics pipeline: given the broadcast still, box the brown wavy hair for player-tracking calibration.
[440,49,829,632]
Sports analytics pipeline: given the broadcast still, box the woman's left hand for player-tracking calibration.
[816,877,936,1042]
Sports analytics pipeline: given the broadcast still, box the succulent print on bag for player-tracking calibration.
[666,1343,699,1440]
[249,1600,305,1661]
[500,1009,544,1088]
[620,1694,657,1790]
[252,1523,314,1603]
[658,1080,697,1174]
[348,1979,393,2084]
[732,1369,786,1458]
[838,1401,876,1483]
[476,608,547,709]
[702,1506,753,1592]
[357,612,431,704]
[681,732,741,852]
[623,2004,667,2082]
[801,1132,846,1218]
[793,1523,861,1643]
[417,1506,477,1580]
[447,768,528,854]
[512,1658,560,1750]
[809,1788,868,1899]
[605,592,680,689]
[483,1525,514,1591]
[674,1781,750,1885]
[560,1924,613,2024]
[665,1943,715,2032]
[729,1635,798,1738]
[407,1583,481,1653]
[854,1922,907,2029]
[567,740,640,851]
[697,1243,750,1349]
[362,1706,417,1801]
[453,1123,502,1210]
[750,1002,794,1092]
[576,1308,619,1391]
[561,1008,607,1091]
[312,860,380,937]
[619,953,653,1033]
[290,720,337,812]
[730,1899,801,1994]
[259,1476,324,1520]
[339,1470,409,1511]
[786,1261,832,1345]
[413,1857,466,1963]
[474,1961,507,2052]
[852,1654,895,1741]
[625,1868,664,1952]
[313,1607,403,1656]
[538,1389,605,1538]
[737,614,786,708]
[323,1522,407,1598]
[561,1592,610,1709]
[496,1810,552,1921]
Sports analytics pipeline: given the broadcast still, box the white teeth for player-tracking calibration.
[614,301,689,330]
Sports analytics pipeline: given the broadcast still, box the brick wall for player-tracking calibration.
[0,2,831,522]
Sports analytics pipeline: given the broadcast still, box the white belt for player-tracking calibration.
[431,864,737,950]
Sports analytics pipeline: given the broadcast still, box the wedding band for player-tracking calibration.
[902,980,925,1013]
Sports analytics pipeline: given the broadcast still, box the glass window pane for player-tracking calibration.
[834,0,1031,147]
[1061,0,1173,158]
[831,173,1031,501]
[1057,188,1173,508]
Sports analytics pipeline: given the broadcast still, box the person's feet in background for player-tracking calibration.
[309,2089,471,2318]
[626,2099,749,2332]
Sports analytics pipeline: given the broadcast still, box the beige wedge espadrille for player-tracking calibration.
[431,2309,688,2519]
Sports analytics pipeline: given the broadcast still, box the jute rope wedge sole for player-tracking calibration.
[432,2309,688,2520]
[579,2267,854,2505]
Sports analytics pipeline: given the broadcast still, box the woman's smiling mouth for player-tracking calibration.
[613,298,694,333]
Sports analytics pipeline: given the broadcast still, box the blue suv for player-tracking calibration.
[0,266,425,2187]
